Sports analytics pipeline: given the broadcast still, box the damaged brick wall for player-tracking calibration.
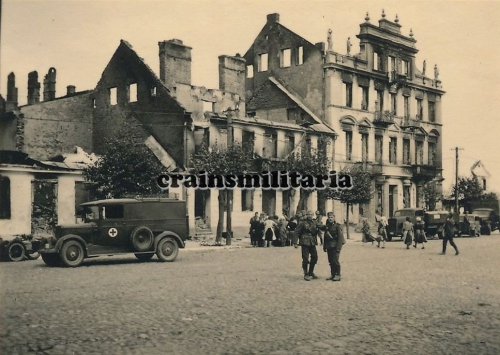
[20,92,94,160]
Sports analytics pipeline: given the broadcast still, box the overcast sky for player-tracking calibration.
[1,0,499,194]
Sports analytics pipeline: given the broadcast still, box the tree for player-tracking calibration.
[83,129,165,199]
[323,165,373,239]
[450,175,484,211]
[190,143,253,244]
[274,142,330,215]
[422,181,442,211]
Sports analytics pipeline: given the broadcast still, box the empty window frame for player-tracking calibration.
[403,139,411,164]
[258,53,268,72]
[375,135,383,163]
[391,93,397,115]
[281,48,291,67]
[404,96,410,119]
[297,46,304,65]
[241,190,254,211]
[129,83,137,103]
[361,133,369,162]
[109,87,117,106]
[247,65,254,78]
[416,98,423,120]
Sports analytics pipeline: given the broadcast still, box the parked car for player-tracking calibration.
[39,197,189,267]
[471,208,499,235]
[456,214,481,237]
[0,235,43,262]
[387,208,449,241]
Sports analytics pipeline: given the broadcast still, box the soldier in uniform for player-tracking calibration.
[323,212,345,281]
[295,211,321,281]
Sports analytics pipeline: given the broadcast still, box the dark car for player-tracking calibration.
[39,198,189,267]
[456,214,480,237]
[472,208,499,235]
[387,208,448,241]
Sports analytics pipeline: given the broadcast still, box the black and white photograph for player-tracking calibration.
[0,1,499,354]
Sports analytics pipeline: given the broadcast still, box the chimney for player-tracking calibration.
[218,55,246,99]
[267,13,280,23]
[43,67,57,101]
[158,39,192,90]
[6,72,18,111]
[66,85,76,96]
[27,71,41,105]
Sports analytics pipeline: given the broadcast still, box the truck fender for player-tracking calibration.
[54,235,89,256]
[154,232,185,249]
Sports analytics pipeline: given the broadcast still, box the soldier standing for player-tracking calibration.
[295,211,320,281]
[323,213,345,281]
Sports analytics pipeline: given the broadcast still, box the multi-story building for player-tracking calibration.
[1,38,336,235]
[244,12,444,221]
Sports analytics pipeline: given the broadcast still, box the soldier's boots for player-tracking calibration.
[303,266,311,281]
[308,264,318,279]
[332,275,341,282]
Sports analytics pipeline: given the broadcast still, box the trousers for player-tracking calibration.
[442,237,458,253]
[301,245,318,271]
[326,248,341,276]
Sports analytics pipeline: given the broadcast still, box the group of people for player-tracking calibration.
[361,212,459,255]
[249,210,346,282]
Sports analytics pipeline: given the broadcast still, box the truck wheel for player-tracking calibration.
[130,226,154,252]
[135,253,154,261]
[41,254,61,267]
[7,242,26,262]
[60,240,85,267]
[156,237,179,262]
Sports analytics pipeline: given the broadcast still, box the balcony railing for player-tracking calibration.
[401,117,422,128]
[406,164,437,180]
[373,110,395,126]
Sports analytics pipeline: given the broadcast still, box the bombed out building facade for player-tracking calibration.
[0,11,444,236]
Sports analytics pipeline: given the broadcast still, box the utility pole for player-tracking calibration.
[225,109,234,245]
[452,147,463,215]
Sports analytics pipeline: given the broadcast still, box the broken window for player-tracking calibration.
[258,53,268,72]
[129,83,137,103]
[374,52,383,71]
[403,186,411,208]
[109,87,117,106]
[281,48,291,67]
[263,132,278,158]
[402,60,409,76]
[246,65,254,78]
[0,176,11,219]
[297,46,304,65]
[242,130,255,155]
[285,134,295,156]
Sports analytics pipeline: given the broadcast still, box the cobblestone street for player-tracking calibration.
[1,234,499,355]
